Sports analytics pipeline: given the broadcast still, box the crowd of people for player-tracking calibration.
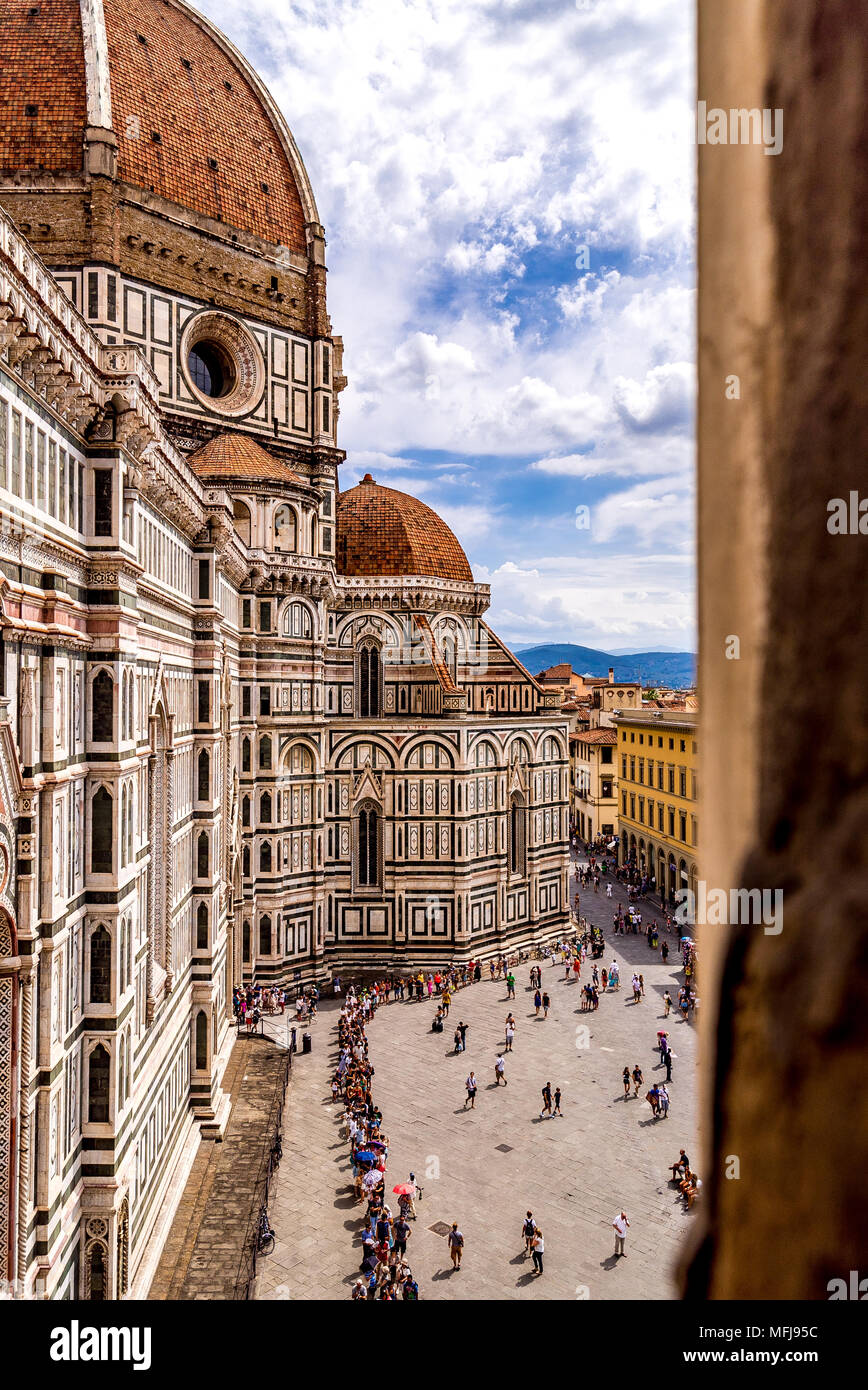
[314,858,698,1295]
[334,986,422,1300]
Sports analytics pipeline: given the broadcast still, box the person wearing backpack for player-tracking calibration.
[522,1211,537,1255]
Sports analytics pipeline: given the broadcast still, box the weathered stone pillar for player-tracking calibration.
[688,0,868,1299]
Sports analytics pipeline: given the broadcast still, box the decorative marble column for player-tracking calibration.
[164,749,175,993]
[16,963,34,1284]
[145,754,156,1023]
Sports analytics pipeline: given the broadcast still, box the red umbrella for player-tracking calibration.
[392,1183,414,1196]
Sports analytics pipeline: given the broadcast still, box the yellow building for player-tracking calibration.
[570,727,618,845]
[614,710,698,906]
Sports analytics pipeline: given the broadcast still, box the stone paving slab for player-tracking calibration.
[257,876,699,1302]
[150,1036,289,1300]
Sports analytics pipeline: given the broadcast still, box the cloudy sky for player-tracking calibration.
[203,0,696,652]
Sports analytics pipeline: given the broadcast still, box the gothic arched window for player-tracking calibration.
[356,802,380,889]
[195,1010,208,1070]
[358,643,381,717]
[89,925,111,1004]
[259,840,272,874]
[91,787,113,874]
[197,902,209,950]
[88,1044,110,1123]
[259,915,271,955]
[91,670,113,742]
[259,736,272,770]
[260,791,272,824]
[197,831,209,878]
[242,737,251,773]
[242,919,251,962]
[509,795,526,877]
[198,748,210,801]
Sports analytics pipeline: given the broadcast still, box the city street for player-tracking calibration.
[257,873,699,1301]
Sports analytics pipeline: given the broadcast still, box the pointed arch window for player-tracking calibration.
[259,840,272,874]
[88,1044,110,1123]
[260,791,272,824]
[358,643,381,718]
[91,670,113,741]
[196,902,209,950]
[242,795,251,827]
[198,748,210,801]
[242,737,251,773]
[89,925,111,1003]
[197,830,209,878]
[509,794,526,877]
[195,1010,208,1070]
[91,787,113,874]
[259,736,272,770]
[355,801,380,889]
[259,915,271,955]
[243,919,251,962]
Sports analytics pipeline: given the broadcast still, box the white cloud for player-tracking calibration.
[476,553,696,649]
[613,361,695,432]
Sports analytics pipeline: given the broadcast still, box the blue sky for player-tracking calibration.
[202,0,696,650]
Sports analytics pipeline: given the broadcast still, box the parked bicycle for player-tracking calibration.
[257,1205,276,1255]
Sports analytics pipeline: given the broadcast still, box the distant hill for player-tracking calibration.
[510,643,696,687]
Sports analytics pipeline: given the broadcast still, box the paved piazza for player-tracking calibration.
[256,878,699,1301]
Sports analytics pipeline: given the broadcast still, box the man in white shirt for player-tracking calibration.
[613,1210,630,1257]
[494,1055,507,1086]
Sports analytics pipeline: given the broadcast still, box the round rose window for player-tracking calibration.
[180,311,265,418]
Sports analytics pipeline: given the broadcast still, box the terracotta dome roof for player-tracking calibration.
[189,432,301,484]
[337,475,474,583]
[0,0,313,252]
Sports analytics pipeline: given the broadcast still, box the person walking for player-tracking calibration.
[663,990,672,1017]
[632,1063,643,1098]
[495,1054,507,1086]
[664,1049,673,1082]
[522,1211,537,1255]
[540,1081,553,1119]
[531,1227,545,1276]
[454,1026,463,1054]
[464,1072,477,1109]
[632,974,641,1004]
[448,1222,464,1269]
[506,972,516,999]
[393,1215,411,1259]
[533,989,542,1016]
[553,1086,562,1116]
[458,1020,469,1050]
[622,1066,631,1098]
[542,991,551,1018]
[606,882,613,898]
[613,1210,630,1257]
[658,1084,670,1119]
[505,1013,516,1051]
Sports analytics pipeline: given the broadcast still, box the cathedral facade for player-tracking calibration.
[0,0,569,1299]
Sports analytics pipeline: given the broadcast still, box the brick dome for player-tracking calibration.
[0,0,316,252]
[337,475,474,582]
